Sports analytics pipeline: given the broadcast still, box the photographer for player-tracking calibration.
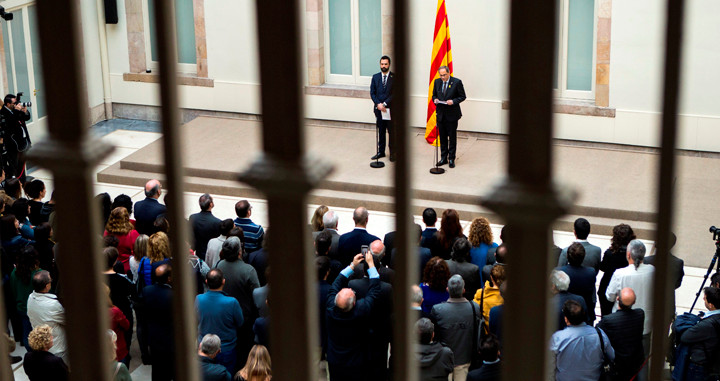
[1,93,31,182]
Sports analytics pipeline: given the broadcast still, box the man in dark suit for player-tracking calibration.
[596,287,645,381]
[681,287,720,379]
[421,208,438,248]
[558,242,597,324]
[134,179,167,235]
[1,94,31,181]
[189,193,222,260]
[643,232,684,315]
[467,336,502,381]
[144,264,174,381]
[337,206,380,266]
[370,55,395,161]
[432,66,466,168]
[349,251,393,380]
[557,218,602,273]
[326,252,381,381]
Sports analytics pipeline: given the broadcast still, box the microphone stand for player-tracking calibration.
[370,116,385,168]
[430,129,444,174]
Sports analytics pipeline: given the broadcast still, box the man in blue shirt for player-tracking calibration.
[233,200,264,253]
[550,299,614,381]
[196,269,244,374]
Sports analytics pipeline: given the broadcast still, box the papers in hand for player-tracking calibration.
[381,108,391,120]
[436,100,448,105]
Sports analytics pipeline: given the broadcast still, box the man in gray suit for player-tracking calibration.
[431,274,480,381]
[312,210,340,259]
[557,218,602,273]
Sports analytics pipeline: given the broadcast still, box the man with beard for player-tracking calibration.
[370,56,395,161]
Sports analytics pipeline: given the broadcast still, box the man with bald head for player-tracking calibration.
[597,287,645,381]
[134,179,167,235]
[337,206,380,266]
[326,251,381,381]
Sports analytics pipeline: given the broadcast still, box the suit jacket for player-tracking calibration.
[643,253,684,289]
[681,313,720,367]
[326,270,381,369]
[467,360,501,381]
[143,283,174,353]
[596,308,645,377]
[447,260,482,300]
[432,76,466,122]
[558,264,597,323]
[313,228,341,259]
[553,292,587,332]
[370,71,394,114]
[349,276,393,378]
[382,231,396,268]
[248,248,269,286]
[421,228,438,248]
[189,210,222,260]
[338,228,380,266]
[134,197,167,235]
[558,241,602,274]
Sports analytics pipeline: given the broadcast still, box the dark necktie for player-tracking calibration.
[382,75,387,89]
[442,81,448,94]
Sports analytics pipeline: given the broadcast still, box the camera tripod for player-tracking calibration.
[689,227,720,312]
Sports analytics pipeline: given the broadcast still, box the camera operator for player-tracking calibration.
[1,93,31,182]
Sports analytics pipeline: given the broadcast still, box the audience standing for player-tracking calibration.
[190,193,222,260]
[143,264,175,381]
[446,237,481,300]
[337,206,380,266]
[134,179,167,236]
[467,217,497,279]
[420,257,451,316]
[233,200,264,253]
[235,344,272,381]
[466,336,502,381]
[415,317,454,381]
[557,218,602,273]
[198,334,232,381]
[680,287,720,380]
[596,287,645,381]
[558,242,597,324]
[598,224,635,316]
[432,209,465,260]
[206,219,236,268]
[550,270,587,332]
[22,325,69,381]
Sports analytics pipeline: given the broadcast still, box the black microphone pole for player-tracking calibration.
[370,115,385,168]
[430,127,444,174]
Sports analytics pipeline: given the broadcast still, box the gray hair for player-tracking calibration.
[199,193,213,211]
[222,236,242,261]
[628,239,646,269]
[200,334,222,355]
[416,318,435,344]
[447,274,465,298]
[353,207,369,226]
[334,292,356,313]
[438,65,450,74]
[411,285,424,305]
[551,270,570,292]
[323,210,339,230]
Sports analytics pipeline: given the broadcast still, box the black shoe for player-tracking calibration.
[389,153,396,162]
[371,153,386,160]
[449,160,455,168]
[10,355,22,364]
[436,159,448,166]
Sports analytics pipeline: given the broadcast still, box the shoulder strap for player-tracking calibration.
[113,362,122,377]
[470,300,479,354]
[595,327,610,364]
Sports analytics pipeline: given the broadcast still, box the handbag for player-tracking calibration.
[595,327,618,380]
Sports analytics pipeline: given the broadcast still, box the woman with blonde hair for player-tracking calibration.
[107,330,133,380]
[310,205,328,232]
[467,217,498,282]
[129,234,149,283]
[104,206,140,273]
[23,325,68,380]
[235,344,272,381]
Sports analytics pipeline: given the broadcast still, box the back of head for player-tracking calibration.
[5,178,21,199]
[28,325,53,352]
[573,218,591,240]
[11,198,29,220]
[153,215,169,234]
[451,237,471,263]
[32,270,51,292]
[219,219,235,236]
[353,206,369,226]
[704,287,720,309]
[416,318,434,344]
[610,224,636,253]
[567,242,586,266]
[468,217,493,247]
[490,264,507,287]
[95,192,112,225]
[480,335,500,362]
[206,268,224,289]
[414,223,423,242]
[322,210,339,230]
[155,263,172,285]
[0,214,17,238]
[369,239,385,265]
[242,345,272,380]
[34,222,52,243]
[495,244,508,264]
[711,272,720,288]
[439,209,462,247]
[144,179,161,198]
[618,287,636,309]
[104,246,120,270]
[311,205,329,231]
[562,299,585,326]
[551,270,570,292]
[411,284,424,305]
[315,256,330,281]
[148,231,171,262]
[422,256,451,291]
[627,239,646,269]
[235,200,251,218]
[106,206,132,234]
[198,193,213,211]
[24,179,45,200]
[134,234,150,261]
[200,334,221,356]
[315,230,333,256]
[222,236,242,261]
[422,208,437,227]
[447,274,465,298]
[112,194,133,216]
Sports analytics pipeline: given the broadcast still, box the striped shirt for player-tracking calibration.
[234,217,264,252]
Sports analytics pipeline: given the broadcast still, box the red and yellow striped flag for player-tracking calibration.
[424,0,454,145]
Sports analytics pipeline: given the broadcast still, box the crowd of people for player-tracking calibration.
[2,176,719,381]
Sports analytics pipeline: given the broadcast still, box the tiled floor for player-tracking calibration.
[12,119,708,379]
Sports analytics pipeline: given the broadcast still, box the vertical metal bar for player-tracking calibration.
[0,278,10,381]
[238,1,332,381]
[30,1,115,380]
[650,0,685,378]
[390,0,417,379]
[151,1,198,380]
[481,0,575,379]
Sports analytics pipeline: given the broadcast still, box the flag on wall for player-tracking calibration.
[424,0,454,145]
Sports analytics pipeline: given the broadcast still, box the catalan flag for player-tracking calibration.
[424,0,454,145]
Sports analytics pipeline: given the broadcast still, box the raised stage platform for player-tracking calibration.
[97,116,720,267]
